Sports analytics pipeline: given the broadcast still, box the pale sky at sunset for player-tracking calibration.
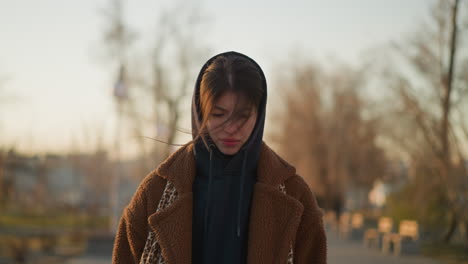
[0,0,434,158]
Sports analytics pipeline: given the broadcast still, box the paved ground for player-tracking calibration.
[66,234,113,264]
[327,232,442,264]
[65,232,443,264]
[67,255,110,264]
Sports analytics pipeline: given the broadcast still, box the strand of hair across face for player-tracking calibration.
[175,127,192,134]
[141,136,188,147]
[139,125,196,147]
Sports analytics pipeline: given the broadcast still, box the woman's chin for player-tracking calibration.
[217,145,241,156]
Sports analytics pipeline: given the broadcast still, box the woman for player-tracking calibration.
[112,51,327,264]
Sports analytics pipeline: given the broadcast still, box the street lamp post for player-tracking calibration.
[110,64,127,234]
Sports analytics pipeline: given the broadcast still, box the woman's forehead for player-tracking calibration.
[214,91,254,111]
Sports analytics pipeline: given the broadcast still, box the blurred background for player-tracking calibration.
[1,0,467,263]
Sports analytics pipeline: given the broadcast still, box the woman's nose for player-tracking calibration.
[223,120,240,134]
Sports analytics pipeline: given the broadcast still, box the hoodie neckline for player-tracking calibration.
[155,142,296,193]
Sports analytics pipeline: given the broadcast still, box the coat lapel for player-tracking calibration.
[147,143,196,264]
[246,143,304,263]
[247,183,303,263]
[146,142,304,264]
[148,193,193,264]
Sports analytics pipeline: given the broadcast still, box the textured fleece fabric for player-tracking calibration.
[112,142,328,264]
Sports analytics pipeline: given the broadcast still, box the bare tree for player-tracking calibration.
[381,0,468,242]
[100,0,209,173]
[139,2,208,159]
[273,61,386,214]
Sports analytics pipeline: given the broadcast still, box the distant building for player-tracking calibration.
[3,150,41,208]
[44,154,86,208]
[2,150,93,210]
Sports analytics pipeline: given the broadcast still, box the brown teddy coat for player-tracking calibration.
[112,142,327,264]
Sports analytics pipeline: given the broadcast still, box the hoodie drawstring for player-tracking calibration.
[237,149,248,237]
[203,146,248,239]
[204,145,214,244]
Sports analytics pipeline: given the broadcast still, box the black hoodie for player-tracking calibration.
[191,51,267,264]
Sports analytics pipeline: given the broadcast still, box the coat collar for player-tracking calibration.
[149,141,303,264]
[155,141,297,192]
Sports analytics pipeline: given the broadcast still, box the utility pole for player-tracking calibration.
[110,64,127,233]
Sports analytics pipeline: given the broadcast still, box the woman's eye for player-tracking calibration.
[211,113,224,118]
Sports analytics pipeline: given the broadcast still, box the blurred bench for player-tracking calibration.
[323,211,338,232]
[338,212,350,239]
[339,213,364,240]
[350,213,365,240]
[382,220,420,256]
[363,217,393,249]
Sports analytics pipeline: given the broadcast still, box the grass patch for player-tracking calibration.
[422,242,468,264]
[0,212,109,229]
[0,210,110,259]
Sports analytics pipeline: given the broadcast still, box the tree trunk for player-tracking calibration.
[441,0,459,243]
[443,210,458,243]
[441,0,458,157]
[465,219,468,249]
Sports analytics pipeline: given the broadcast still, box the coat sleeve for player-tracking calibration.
[293,176,327,264]
[112,172,166,264]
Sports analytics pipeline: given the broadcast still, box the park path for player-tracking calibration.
[327,232,442,264]
[65,232,443,264]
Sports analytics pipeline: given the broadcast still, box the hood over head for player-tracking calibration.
[191,51,267,155]
[190,51,267,244]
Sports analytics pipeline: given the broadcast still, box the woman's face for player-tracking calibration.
[206,91,258,155]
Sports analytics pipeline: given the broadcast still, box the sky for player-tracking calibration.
[0,0,434,158]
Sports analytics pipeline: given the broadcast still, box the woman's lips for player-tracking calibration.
[221,139,240,147]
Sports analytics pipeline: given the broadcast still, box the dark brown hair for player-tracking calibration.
[196,54,264,145]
